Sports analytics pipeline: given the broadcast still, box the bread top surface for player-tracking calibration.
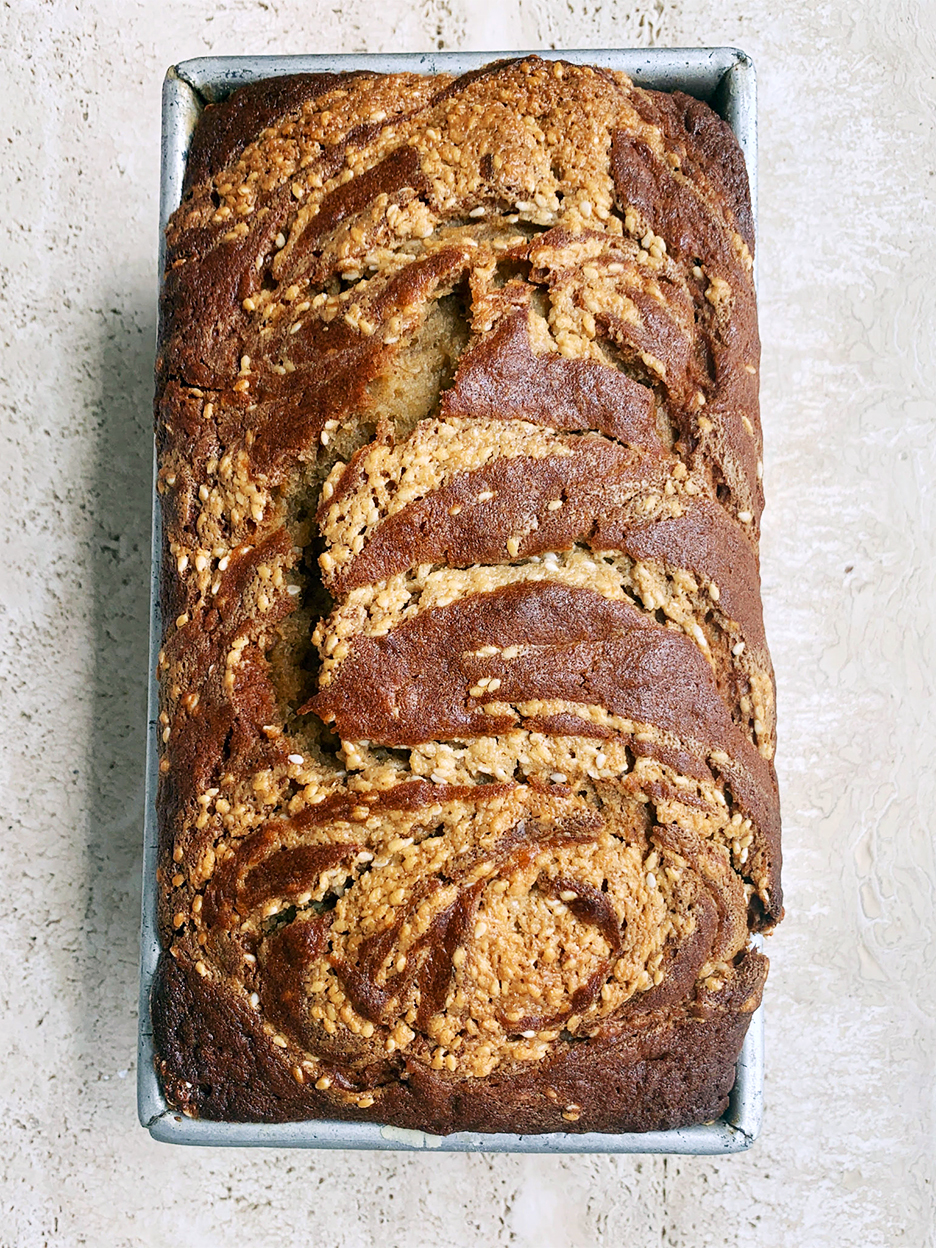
[153,57,778,1127]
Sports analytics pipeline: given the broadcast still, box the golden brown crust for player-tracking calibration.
[152,57,779,1133]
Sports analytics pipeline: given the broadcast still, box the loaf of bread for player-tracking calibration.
[152,56,780,1134]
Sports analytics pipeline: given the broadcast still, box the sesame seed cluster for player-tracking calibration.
[152,58,779,1134]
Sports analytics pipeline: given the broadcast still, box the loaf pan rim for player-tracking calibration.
[139,44,763,1154]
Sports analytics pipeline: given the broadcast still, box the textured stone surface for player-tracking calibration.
[1,1,934,1245]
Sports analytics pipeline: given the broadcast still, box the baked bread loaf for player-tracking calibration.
[152,56,781,1134]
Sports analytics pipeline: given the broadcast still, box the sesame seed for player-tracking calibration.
[738,511,753,524]
[288,754,304,764]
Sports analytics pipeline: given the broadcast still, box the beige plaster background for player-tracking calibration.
[1,1,934,1244]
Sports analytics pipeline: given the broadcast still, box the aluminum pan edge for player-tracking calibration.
[139,47,763,1153]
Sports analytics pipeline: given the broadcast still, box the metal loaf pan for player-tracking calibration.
[140,46,762,1153]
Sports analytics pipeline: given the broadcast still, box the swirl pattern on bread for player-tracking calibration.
[153,57,779,1133]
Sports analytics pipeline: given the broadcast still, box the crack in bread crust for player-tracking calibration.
[153,57,778,1134]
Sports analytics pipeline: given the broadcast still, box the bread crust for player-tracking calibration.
[153,57,778,1133]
